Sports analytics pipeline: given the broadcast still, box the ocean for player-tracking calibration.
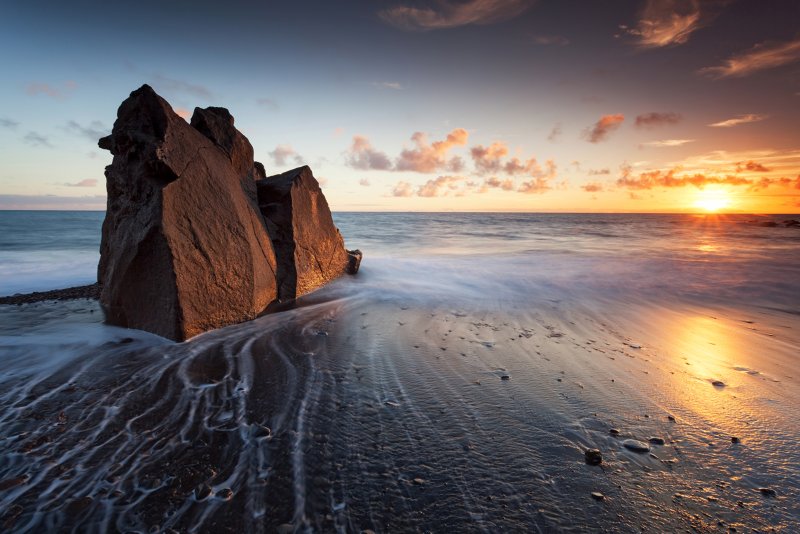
[1,210,799,532]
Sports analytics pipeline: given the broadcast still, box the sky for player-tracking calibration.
[0,0,799,213]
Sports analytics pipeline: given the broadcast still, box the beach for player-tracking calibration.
[1,212,799,532]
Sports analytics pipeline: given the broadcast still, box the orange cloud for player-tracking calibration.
[642,139,694,147]
[518,177,552,194]
[391,181,414,197]
[635,112,681,128]
[25,81,77,99]
[470,142,509,174]
[581,182,604,192]
[617,168,753,190]
[484,177,515,190]
[708,114,767,128]
[736,160,770,173]
[584,114,624,143]
[700,37,800,78]
[622,0,702,48]
[396,128,468,173]
[64,178,98,187]
[379,0,531,31]
[346,135,392,170]
[174,107,191,120]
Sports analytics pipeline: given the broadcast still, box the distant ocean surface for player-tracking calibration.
[2,210,799,311]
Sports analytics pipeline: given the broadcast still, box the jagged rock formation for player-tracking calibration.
[97,85,358,341]
[256,166,357,300]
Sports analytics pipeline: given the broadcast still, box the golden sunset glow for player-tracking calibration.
[693,188,732,212]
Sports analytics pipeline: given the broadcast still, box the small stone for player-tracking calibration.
[622,439,650,453]
[500,374,511,381]
[194,484,212,501]
[711,380,725,387]
[585,449,603,465]
[609,428,620,436]
[667,415,675,422]
[648,437,665,445]
[412,478,425,485]
[252,424,272,439]
[590,491,605,501]
[730,436,740,444]
[758,487,776,497]
[217,488,233,500]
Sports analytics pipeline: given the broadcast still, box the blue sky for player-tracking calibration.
[1,0,799,212]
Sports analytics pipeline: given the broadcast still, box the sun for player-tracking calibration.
[694,188,731,212]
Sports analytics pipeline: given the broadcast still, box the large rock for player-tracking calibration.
[257,166,358,300]
[98,85,278,341]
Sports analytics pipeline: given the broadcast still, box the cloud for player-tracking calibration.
[622,0,702,48]
[0,118,19,129]
[396,128,468,172]
[150,75,212,100]
[417,175,467,197]
[379,0,532,31]
[0,194,106,210]
[582,182,604,192]
[583,114,624,143]
[641,139,695,147]
[64,178,98,187]
[518,177,552,194]
[174,108,191,120]
[635,112,682,128]
[700,37,800,78]
[534,35,569,46]
[470,142,509,174]
[345,135,393,171]
[708,114,767,128]
[588,168,610,175]
[269,144,303,166]
[392,181,414,197]
[372,81,404,90]
[359,178,371,186]
[256,98,279,110]
[616,168,754,190]
[65,120,109,142]
[25,81,77,99]
[483,177,515,190]
[547,124,562,142]
[736,160,770,173]
[23,131,52,148]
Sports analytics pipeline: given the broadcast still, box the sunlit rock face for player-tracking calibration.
[98,85,278,341]
[256,166,356,300]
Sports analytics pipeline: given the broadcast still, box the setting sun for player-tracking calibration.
[694,188,732,212]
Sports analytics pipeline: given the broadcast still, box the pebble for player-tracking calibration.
[194,484,212,501]
[590,491,605,501]
[648,437,665,445]
[731,436,740,444]
[622,439,650,453]
[500,374,511,381]
[252,424,272,439]
[585,449,603,465]
[609,428,620,436]
[758,487,776,497]
[711,380,725,387]
[412,478,425,485]
[667,415,676,422]
[217,488,233,501]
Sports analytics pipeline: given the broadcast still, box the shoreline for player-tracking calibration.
[0,283,101,305]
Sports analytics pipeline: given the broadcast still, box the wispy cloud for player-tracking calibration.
[581,182,604,192]
[533,35,569,46]
[621,0,702,48]
[392,181,414,197]
[417,175,468,197]
[0,118,19,129]
[174,108,191,120]
[483,177,515,191]
[345,135,392,171]
[379,0,532,31]
[517,177,552,194]
[65,120,109,142]
[470,142,508,174]
[617,168,753,190]
[25,81,77,99]
[63,178,98,187]
[708,114,767,128]
[700,37,800,78]
[547,124,562,142]
[583,114,624,143]
[372,81,404,90]
[588,168,610,175]
[635,112,682,128]
[269,144,303,166]
[736,160,770,173]
[150,75,212,100]
[23,131,52,148]
[396,128,468,173]
[642,139,695,147]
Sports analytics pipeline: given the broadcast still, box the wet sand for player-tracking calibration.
[1,260,798,532]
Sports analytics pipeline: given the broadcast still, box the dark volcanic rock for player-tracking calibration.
[0,284,101,305]
[256,166,353,300]
[98,85,278,341]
